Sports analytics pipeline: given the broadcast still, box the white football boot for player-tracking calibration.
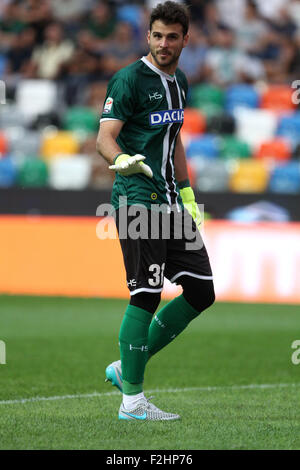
[119,396,180,421]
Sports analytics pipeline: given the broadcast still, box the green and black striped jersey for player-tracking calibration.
[100,56,188,211]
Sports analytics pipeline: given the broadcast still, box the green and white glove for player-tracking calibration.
[179,181,202,231]
[109,153,153,178]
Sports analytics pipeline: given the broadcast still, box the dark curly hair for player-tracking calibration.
[150,1,190,36]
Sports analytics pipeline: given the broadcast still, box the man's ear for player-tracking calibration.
[183,33,189,48]
[147,30,151,44]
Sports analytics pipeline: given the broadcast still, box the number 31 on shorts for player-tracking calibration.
[148,263,165,287]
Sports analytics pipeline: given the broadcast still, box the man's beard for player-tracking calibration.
[150,46,180,69]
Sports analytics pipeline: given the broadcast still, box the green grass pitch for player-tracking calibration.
[0,295,299,450]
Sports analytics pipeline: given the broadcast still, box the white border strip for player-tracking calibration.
[1,383,299,406]
[99,118,122,123]
[170,271,213,283]
[130,287,163,296]
[141,56,175,82]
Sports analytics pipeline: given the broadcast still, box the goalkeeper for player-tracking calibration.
[96,1,215,422]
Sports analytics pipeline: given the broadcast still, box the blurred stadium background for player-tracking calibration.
[0,0,300,304]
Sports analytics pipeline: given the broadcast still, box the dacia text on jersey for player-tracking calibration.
[149,109,184,126]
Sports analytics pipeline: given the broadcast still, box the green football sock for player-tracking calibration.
[147,294,199,360]
[119,304,152,395]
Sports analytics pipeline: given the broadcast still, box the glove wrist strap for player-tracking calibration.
[178,178,190,189]
[113,152,124,164]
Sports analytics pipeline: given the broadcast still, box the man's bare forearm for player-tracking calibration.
[96,120,124,165]
[96,135,122,165]
[174,133,189,184]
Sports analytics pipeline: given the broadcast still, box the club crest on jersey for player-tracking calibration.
[149,109,184,126]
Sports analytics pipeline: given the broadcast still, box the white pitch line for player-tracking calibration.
[0,382,299,406]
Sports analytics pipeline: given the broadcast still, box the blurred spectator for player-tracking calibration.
[84,1,117,51]
[26,21,75,80]
[101,21,142,78]
[285,32,300,80]
[62,30,102,106]
[272,6,297,37]
[50,0,95,23]
[235,0,269,54]
[201,1,220,38]
[5,27,36,75]
[86,81,109,113]
[179,22,207,84]
[50,0,96,39]
[287,0,300,31]
[0,0,13,19]
[215,0,246,30]
[255,0,286,21]
[19,0,53,44]
[183,0,212,26]
[253,27,282,62]
[203,23,264,86]
[0,1,26,52]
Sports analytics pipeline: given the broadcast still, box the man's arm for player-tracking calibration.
[174,132,189,184]
[96,119,153,178]
[174,133,201,229]
[96,119,124,165]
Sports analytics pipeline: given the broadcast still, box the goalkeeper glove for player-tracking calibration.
[179,183,202,231]
[109,153,153,178]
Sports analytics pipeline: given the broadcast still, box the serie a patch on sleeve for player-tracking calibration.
[103,97,114,114]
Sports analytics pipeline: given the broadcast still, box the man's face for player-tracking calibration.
[148,20,189,70]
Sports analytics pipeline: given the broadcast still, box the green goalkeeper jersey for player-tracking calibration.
[100,56,188,211]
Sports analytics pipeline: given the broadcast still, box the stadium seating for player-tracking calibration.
[0,55,7,78]
[219,136,251,159]
[205,113,235,135]
[225,84,259,114]
[291,143,300,160]
[63,106,99,135]
[269,162,300,193]
[116,4,142,32]
[0,157,17,187]
[16,80,58,122]
[260,85,297,113]
[0,104,27,129]
[7,129,41,157]
[0,132,9,156]
[30,112,62,131]
[2,66,300,196]
[276,113,300,147]
[17,158,48,188]
[191,158,230,192]
[41,131,80,160]
[229,160,269,193]
[186,134,220,159]
[234,108,278,149]
[48,155,92,190]
[181,108,206,135]
[187,160,197,188]
[189,84,224,116]
[255,138,291,163]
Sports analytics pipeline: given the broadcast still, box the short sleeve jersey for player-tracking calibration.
[100,56,188,211]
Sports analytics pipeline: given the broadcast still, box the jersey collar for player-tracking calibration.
[141,56,176,82]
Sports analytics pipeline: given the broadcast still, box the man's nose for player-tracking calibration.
[160,37,168,48]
